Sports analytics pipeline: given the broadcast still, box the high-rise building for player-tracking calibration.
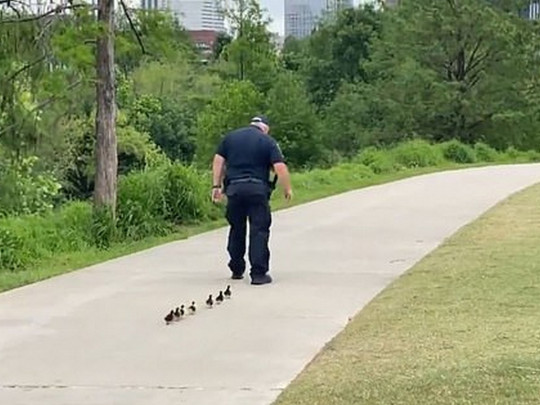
[138,0,225,31]
[521,1,540,19]
[284,0,352,39]
[140,0,169,10]
[168,0,225,31]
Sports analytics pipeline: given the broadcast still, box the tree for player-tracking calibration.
[195,80,263,167]
[94,0,118,214]
[358,0,540,149]
[219,0,278,92]
[266,72,323,168]
[300,4,382,108]
[212,31,232,61]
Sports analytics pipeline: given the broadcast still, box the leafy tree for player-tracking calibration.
[300,4,382,108]
[359,0,540,148]
[320,83,380,157]
[266,72,323,168]
[128,94,197,163]
[212,31,233,61]
[195,80,263,167]
[219,0,278,92]
[115,10,197,75]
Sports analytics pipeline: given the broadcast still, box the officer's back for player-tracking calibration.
[218,124,281,186]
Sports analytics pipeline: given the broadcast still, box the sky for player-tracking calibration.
[259,0,372,36]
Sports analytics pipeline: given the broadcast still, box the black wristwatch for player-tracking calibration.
[212,185,221,189]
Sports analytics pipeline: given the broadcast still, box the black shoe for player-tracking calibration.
[250,274,272,285]
[231,273,244,280]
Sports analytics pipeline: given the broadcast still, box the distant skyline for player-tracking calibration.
[260,0,374,36]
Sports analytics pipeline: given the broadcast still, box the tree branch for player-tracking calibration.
[34,79,82,111]
[118,0,150,56]
[464,38,483,76]
[0,79,83,139]
[4,54,47,83]
[0,4,91,24]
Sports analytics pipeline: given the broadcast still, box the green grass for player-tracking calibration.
[1,139,538,293]
[273,182,540,405]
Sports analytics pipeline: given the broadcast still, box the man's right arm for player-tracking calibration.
[273,162,293,200]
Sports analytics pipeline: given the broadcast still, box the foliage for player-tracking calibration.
[321,83,379,157]
[219,0,279,92]
[440,140,477,163]
[296,4,382,107]
[195,80,263,167]
[0,201,93,272]
[358,0,540,148]
[391,139,445,168]
[2,0,540,278]
[116,163,214,240]
[266,72,323,168]
[0,155,62,217]
[474,142,500,162]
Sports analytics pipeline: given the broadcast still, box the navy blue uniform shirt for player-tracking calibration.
[216,125,284,183]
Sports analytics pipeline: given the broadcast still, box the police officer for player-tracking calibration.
[211,116,292,285]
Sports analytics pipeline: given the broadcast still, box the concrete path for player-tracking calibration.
[1,164,540,405]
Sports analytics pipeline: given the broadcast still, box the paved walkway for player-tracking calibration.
[1,164,540,405]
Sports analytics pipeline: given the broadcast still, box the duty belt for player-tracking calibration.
[228,177,265,185]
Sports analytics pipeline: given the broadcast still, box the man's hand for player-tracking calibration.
[284,188,293,202]
[273,162,293,203]
[211,187,223,203]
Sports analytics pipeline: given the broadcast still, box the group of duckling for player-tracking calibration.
[164,285,232,325]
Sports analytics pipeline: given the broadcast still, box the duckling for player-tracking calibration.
[188,301,196,315]
[206,294,213,308]
[164,310,174,325]
[216,291,224,304]
[173,307,181,321]
[180,304,185,317]
[224,285,231,299]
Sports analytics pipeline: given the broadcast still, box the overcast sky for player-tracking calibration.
[260,0,372,35]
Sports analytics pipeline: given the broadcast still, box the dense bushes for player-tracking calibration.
[0,163,216,272]
[392,140,444,168]
[440,140,477,163]
[0,156,62,217]
[1,138,536,274]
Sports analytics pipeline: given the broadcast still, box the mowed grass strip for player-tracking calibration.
[274,182,540,405]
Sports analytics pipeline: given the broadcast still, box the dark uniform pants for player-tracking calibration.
[225,182,272,277]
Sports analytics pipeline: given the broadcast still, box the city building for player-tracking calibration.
[521,0,540,19]
[167,0,225,31]
[284,0,352,39]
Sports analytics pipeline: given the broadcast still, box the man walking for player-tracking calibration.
[211,116,292,285]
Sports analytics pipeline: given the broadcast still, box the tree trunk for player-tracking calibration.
[94,0,117,213]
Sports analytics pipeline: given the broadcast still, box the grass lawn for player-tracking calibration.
[0,162,487,293]
[273,182,540,405]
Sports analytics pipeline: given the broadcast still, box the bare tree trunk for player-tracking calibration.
[94,0,117,213]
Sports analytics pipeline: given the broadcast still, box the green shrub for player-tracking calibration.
[91,205,118,248]
[391,139,444,168]
[526,150,540,162]
[164,164,213,224]
[0,201,92,272]
[504,146,520,159]
[440,140,476,163]
[116,168,170,240]
[0,156,61,217]
[326,163,374,182]
[474,142,499,162]
[0,228,25,271]
[355,147,396,174]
